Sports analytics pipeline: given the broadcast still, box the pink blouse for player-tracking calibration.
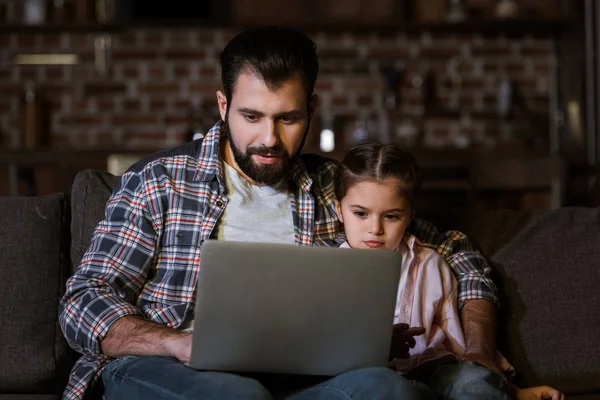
[340,234,512,376]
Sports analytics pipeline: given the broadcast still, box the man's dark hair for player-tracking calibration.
[334,142,422,210]
[219,26,319,104]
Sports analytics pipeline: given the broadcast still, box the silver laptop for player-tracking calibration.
[188,240,402,376]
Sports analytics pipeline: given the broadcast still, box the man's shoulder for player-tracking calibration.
[299,153,339,174]
[127,138,206,175]
[409,237,453,276]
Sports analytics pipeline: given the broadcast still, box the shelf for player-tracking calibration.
[0,23,121,33]
[405,18,568,36]
[0,18,568,36]
[0,147,158,166]
[386,107,520,121]
[280,18,568,35]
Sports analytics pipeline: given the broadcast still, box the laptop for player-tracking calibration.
[188,240,402,376]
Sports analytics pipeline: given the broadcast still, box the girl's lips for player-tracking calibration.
[364,241,384,248]
[256,154,280,164]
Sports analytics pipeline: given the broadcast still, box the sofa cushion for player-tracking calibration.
[422,207,600,395]
[0,194,72,393]
[69,170,121,272]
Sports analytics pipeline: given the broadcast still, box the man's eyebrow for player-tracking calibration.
[236,108,305,118]
[274,109,306,118]
[237,107,265,116]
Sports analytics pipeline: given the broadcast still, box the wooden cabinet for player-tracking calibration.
[230,0,407,28]
[231,0,310,26]
[316,0,405,26]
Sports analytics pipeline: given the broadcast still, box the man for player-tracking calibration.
[60,27,500,400]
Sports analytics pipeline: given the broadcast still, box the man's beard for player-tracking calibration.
[223,117,309,185]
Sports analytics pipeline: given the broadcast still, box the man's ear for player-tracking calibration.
[308,94,319,121]
[334,199,343,223]
[216,90,228,121]
[409,208,416,226]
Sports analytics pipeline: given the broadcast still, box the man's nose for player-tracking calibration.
[260,120,278,148]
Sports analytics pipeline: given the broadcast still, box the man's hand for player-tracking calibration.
[101,315,192,362]
[164,332,193,363]
[515,385,565,400]
[389,323,426,359]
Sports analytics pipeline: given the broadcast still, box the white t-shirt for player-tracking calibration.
[214,161,296,244]
[181,162,295,332]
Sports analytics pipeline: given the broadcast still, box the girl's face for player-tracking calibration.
[335,178,412,250]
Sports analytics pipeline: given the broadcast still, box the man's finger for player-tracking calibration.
[549,389,564,400]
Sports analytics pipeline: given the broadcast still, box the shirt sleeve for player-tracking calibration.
[409,217,499,309]
[58,169,159,356]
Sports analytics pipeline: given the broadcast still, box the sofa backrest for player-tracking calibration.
[421,207,600,395]
[70,170,121,271]
[71,170,600,395]
[0,193,73,394]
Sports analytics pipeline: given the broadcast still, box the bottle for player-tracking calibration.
[497,74,512,118]
[20,82,49,149]
[95,0,115,24]
[50,0,66,25]
[495,0,518,19]
[75,0,93,24]
[0,1,7,23]
[422,67,437,108]
[23,0,46,24]
[446,0,467,22]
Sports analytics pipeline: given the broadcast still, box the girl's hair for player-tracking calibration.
[333,142,422,209]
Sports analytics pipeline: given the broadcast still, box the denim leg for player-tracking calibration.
[287,367,436,400]
[102,355,274,400]
[423,361,510,400]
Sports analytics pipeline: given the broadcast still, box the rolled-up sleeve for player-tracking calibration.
[59,170,158,355]
[410,218,499,309]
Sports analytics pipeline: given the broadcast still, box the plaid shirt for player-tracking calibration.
[59,120,498,400]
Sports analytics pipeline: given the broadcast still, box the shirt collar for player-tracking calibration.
[402,232,421,251]
[193,120,223,183]
[193,120,314,192]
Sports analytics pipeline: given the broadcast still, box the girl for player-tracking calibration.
[333,142,563,400]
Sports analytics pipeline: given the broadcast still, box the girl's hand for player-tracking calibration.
[389,323,425,359]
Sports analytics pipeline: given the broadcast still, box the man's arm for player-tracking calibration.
[409,218,500,365]
[101,316,192,362]
[461,299,502,375]
[59,170,166,357]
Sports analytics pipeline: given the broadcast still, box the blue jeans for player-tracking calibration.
[101,356,435,400]
[422,361,510,400]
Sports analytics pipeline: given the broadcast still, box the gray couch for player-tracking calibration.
[1,169,599,399]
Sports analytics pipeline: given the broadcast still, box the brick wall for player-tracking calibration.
[0,27,556,153]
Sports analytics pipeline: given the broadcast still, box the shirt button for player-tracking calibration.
[176,232,183,239]
[216,201,224,208]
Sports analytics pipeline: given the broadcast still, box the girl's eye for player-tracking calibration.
[385,214,400,220]
[353,211,367,218]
